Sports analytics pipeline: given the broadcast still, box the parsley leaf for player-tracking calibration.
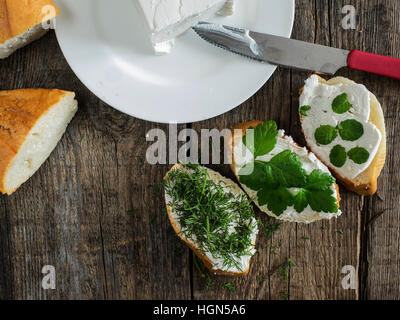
[338,119,364,141]
[306,170,336,190]
[332,93,352,114]
[348,147,370,164]
[314,125,338,145]
[330,145,347,168]
[306,189,338,213]
[243,121,278,157]
[267,150,307,188]
[258,186,294,216]
[299,105,311,116]
[239,161,276,191]
[293,189,308,213]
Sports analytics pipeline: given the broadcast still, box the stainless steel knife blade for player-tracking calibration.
[193,22,350,74]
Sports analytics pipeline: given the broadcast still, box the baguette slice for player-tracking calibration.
[0,0,59,59]
[164,164,258,276]
[228,121,341,224]
[0,89,78,194]
[299,75,386,195]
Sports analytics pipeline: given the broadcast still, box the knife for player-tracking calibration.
[193,22,400,80]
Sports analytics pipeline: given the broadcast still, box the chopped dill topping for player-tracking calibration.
[164,164,257,271]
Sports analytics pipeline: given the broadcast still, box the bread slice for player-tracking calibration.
[164,163,258,276]
[0,89,78,194]
[299,75,386,195]
[0,0,59,59]
[228,121,341,224]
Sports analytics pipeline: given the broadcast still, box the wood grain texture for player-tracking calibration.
[0,0,399,300]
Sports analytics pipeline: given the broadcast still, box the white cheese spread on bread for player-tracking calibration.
[233,129,341,223]
[300,75,382,179]
[165,164,258,274]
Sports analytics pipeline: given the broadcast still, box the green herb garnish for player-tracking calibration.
[314,125,338,145]
[277,257,296,280]
[330,145,347,168]
[165,164,257,272]
[299,105,311,116]
[242,120,278,157]
[239,122,338,216]
[348,147,370,164]
[338,119,364,141]
[332,93,352,114]
[221,282,236,292]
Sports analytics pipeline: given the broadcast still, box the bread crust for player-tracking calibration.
[299,75,386,195]
[0,0,59,44]
[164,164,254,276]
[227,121,341,223]
[0,89,73,194]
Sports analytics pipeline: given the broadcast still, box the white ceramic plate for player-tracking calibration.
[55,0,295,123]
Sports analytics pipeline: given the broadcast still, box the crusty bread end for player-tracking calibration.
[0,89,78,194]
[0,0,59,59]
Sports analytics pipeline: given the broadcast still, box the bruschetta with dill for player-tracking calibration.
[228,120,341,224]
[164,163,258,276]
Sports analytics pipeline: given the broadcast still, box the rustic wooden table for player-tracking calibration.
[0,0,399,300]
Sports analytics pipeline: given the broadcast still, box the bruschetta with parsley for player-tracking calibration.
[229,120,341,224]
[299,75,386,195]
[164,163,258,276]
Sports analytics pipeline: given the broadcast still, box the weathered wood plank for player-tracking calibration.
[353,0,400,300]
[0,33,191,299]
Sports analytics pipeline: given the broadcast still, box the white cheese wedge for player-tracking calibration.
[300,75,382,179]
[134,0,234,54]
[233,129,342,223]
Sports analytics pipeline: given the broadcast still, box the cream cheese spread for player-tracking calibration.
[300,75,382,179]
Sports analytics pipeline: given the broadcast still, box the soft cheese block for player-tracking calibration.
[231,122,341,224]
[0,0,59,59]
[135,0,234,54]
[0,89,78,194]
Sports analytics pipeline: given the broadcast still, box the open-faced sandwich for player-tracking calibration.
[0,0,59,59]
[164,163,258,276]
[134,0,234,54]
[299,75,386,195]
[228,120,341,224]
[0,89,78,194]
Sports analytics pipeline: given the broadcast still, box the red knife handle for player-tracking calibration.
[348,50,400,80]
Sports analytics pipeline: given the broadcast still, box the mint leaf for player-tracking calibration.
[293,189,308,213]
[268,150,307,188]
[243,121,278,157]
[258,186,294,216]
[338,120,364,141]
[306,170,336,190]
[299,105,311,116]
[239,161,276,191]
[332,93,352,114]
[348,147,370,164]
[314,125,338,145]
[330,145,347,168]
[306,189,338,213]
